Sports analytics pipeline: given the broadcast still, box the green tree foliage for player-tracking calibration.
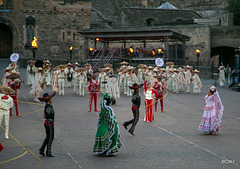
[226,0,240,25]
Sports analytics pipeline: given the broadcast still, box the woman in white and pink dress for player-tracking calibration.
[144,76,158,122]
[198,86,224,134]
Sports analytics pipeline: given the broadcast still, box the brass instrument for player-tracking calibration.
[40,72,47,89]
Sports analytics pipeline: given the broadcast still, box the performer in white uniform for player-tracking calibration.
[75,68,87,96]
[0,87,14,139]
[106,74,120,105]
[30,67,44,102]
[26,60,36,85]
[184,65,192,93]
[58,65,66,96]
[218,66,225,87]
[178,67,185,92]
[65,63,73,88]
[192,69,202,94]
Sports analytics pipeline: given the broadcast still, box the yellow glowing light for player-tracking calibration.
[196,49,200,53]
[31,36,38,48]
[70,46,73,50]
[96,38,100,41]
[152,50,156,55]
[90,47,93,51]
[130,48,133,53]
[158,49,162,53]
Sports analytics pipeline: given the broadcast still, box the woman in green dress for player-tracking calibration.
[93,93,122,156]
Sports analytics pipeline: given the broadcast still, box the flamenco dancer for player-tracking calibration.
[93,93,122,156]
[144,76,158,122]
[123,83,143,135]
[198,86,224,134]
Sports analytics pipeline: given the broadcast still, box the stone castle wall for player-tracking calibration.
[1,0,91,61]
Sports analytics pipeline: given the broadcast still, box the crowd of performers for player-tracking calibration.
[0,60,224,156]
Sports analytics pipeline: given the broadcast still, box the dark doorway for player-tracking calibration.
[0,23,13,58]
[211,47,235,68]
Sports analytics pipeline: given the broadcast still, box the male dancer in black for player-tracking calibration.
[38,92,56,157]
[123,83,143,135]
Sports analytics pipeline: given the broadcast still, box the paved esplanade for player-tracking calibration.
[0,66,240,169]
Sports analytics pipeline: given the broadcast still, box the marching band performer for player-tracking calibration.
[106,74,120,105]
[137,64,145,84]
[30,67,44,102]
[8,61,19,72]
[146,66,155,86]
[98,68,106,94]
[2,67,12,87]
[73,62,80,92]
[0,87,14,139]
[26,60,36,85]
[192,69,202,94]
[44,62,52,86]
[85,63,93,82]
[88,74,99,112]
[153,76,165,112]
[52,66,60,94]
[58,65,66,96]
[75,68,87,96]
[65,63,73,88]
[218,66,225,87]
[7,71,22,117]
[144,76,158,122]
[184,65,192,93]
[125,67,134,96]
[172,69,181,93]
[178,67,185,92]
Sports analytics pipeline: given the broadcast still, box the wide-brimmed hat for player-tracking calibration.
[67,63,72,66]
[129,83,143,90]
[38,92,56,102]
[185,65,190,69]
[90,73,99,78]
[148,66,154,70]
[104,67,111,71]
[193,69,200,73]
[6,72,21,79]
[28,60,36,64]
[58,65,66,69]
[154,75,164,79]
[75,68,86,72]
[104,64,112,68]
[84,63,91,67]
[120,61,128,65]
[0,87,16,94]
[137,64,146,68]
[74,62,80,65]
[166,62,174,65]
[37,67,44,72]
[44,60,50,63]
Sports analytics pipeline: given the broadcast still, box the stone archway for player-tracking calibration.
[0,18,19,58]
[0,23,13,58]
[211,46,235,68]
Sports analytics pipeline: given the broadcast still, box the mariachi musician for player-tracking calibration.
[7,71,22,117]
[65,63,73,88]
[88,73,99,112]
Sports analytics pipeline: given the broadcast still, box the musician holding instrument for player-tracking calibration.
[30,67,44,102]
[65,63,73,88]
[7,71,22,117]
[26,60,36,85]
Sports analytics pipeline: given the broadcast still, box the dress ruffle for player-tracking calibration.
[93,100,122,155]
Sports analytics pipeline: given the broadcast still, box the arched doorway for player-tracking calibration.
[211,46,235,68]
[0,23,13,58]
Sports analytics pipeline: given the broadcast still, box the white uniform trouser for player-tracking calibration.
[79,80,85,96]
[127,80,132,96]
[186,83,190,93]
[0,110,10,138]
[59,79,65,95]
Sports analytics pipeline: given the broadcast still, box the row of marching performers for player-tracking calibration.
[25,60,120,104]
[117,61,202,96]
